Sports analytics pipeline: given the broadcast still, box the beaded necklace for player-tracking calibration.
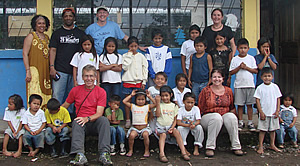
[35,31,49,59]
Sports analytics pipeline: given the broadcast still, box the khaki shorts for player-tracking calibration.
[257,116,280,131]
[126,125,152,140]
[234,88,256,105]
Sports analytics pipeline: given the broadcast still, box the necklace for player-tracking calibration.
[212,24,223,30]
[35,32,49,59]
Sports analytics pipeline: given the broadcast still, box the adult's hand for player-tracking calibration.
[25,70,32,82]
[75,117,89,127]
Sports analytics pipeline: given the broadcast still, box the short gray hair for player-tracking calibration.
[82,64,97,76]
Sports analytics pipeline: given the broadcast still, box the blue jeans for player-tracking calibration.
[192,81,208,103]
[110,126,125,145]
[122,87,140,95]
[101,83,121,102]
[52,71,74,114]
[23,130,45,148]
[276,124,298,144]
[45,127,70,145]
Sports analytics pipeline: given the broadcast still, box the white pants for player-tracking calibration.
[201,112,241,150]
[178,125,204,148]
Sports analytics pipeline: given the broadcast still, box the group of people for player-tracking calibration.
[2,5,298,166]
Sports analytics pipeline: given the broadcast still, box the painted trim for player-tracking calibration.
[243,0,260,48]
[36,0,53,36]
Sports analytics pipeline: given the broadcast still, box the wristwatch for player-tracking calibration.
[87,116,91,122]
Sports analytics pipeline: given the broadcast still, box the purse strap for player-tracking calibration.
[76,86,95,117]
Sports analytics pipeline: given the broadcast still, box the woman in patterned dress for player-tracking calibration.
[22,15,51,110]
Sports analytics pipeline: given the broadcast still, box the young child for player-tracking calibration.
[276,93,298,148]
[229,38,258,131]
[145,29,172,87]
[254,67,282,154]
[45,98,71,158]
[104,95,126,156]
[100,37,122,101]
[209,31,233,86]
[22,94,46,157]
[188,36,213,103]
[2,94,26,157]
[123,89,156,157]
[254,37,278,87]
[173,73,191,108]
[122,36,148,128]
[148,72,168,132]
[181,24,201,77]
[70,34,100,86]
[155,85,190,163]
[177,92,204,156]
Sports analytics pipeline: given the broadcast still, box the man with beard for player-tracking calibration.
[49,7,86,113]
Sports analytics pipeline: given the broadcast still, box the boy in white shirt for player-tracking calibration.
[22,94,46,157]
[254,67,282,154]
[146,29,172,87]
[173,73,191,108]
[229,38,258,131]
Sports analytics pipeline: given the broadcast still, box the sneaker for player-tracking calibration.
[238,122,244,131]
[292,141,299,148]
[70,153,88,165]
[110,147,116,156]
[99,152,113,166]
[120,147,126,156]
[248,123,256,131]
[60,151,69,158]
[125,120,131,129]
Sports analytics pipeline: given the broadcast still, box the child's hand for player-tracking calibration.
[264,48,270,57]
[190,124,196,129]
[31,131,36,135]
[273,111,279,118]
[57,127,62,133]
[188,80,192,89]
[13,132,18,138]
[168,127,173,134]
[131,90,137,96]
[240,62,246,69]
[146,90,151,98]
[74,81,78,87]
[155,95,161,103]
[260,112,266,120]
[289,124,294,128]
[52,127,58,133]
[226,78,231,87]
[141,84,145,90]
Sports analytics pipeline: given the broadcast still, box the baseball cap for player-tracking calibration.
[97,6,109,13]
[62,7,76,17]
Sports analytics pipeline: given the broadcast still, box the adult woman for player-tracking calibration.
[202,8,236,55]
[22,15,51,110]
[198,69,244,157]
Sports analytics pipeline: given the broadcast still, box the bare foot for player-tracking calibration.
[143,151,150,157]
[185,149,191,156]
[13,151,22,158]
[126,150,133,157]
[269,146,282,152]
[193,146,200,156]
[31,149,39,157]
[257,147,264,154]
[3,150,13,157]
[28,151,34,157]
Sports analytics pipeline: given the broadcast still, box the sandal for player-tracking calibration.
[278,144,284,149]
[182,154,190,161]
[233,150,246,156]
[159,155,168,163]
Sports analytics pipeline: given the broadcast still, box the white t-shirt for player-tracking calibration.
[177,106,201,124]
[3,107,26,131]
[229,54,257,88]
[99,53,122,83]
[148,86,160,101]
[180,39,196,70]
[131,104,150,125]
[279,105,297,117]
[254,82,282,116]
[145,45,172,73]
[22,108,46,132]
[70,52,100,85]
[173,87,191,108]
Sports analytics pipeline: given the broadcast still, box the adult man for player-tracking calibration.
[62,65,112,165]
[85,6,129,55]
[49,7,86,111]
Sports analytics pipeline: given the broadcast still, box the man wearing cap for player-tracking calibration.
[85,6,129,55]
[49,7,86,111]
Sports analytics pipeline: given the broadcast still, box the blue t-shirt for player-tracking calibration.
[254,54,278,86]
[191,52,209,83]
[85,21,125,55]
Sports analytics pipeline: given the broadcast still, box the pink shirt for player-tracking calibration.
[66,85,106,117]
